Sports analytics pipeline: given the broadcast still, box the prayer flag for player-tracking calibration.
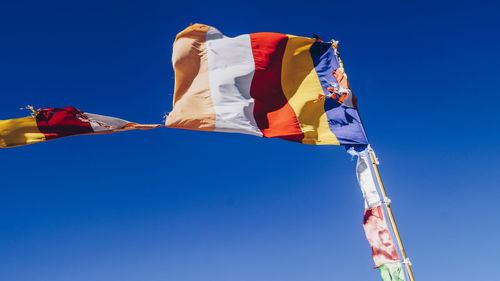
[0,106,161,148]
[363,205,401,267]
[378,263,406,281]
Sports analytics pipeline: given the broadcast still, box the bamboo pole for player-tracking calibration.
[367,146,415,281]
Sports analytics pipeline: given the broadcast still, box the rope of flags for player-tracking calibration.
[0,23,414,281]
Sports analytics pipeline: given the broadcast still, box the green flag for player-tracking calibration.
[378,263,406,281]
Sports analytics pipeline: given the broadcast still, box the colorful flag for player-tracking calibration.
[0,106,161,148]
[165,24,368,145]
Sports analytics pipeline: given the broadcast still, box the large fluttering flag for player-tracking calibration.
[0,106,161,148]
[165,24,368,145]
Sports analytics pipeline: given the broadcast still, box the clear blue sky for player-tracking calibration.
[1,1,499,280]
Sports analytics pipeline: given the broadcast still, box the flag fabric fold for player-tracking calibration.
[0,106,161,148]
[165,24,368,146]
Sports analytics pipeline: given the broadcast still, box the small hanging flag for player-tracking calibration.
[354,147,381,208]
[0,106,161,148]
[363,205,401,267]
[378,263,406,281]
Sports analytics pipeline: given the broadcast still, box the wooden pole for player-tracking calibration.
[367,146,415,281]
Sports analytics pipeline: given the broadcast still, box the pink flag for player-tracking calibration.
[363,205,401,267]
